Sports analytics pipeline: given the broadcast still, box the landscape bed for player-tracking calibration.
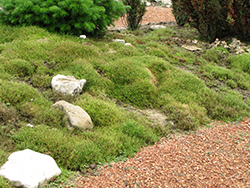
[0,21,250,187]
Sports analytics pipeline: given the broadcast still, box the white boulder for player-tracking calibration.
[0,149,61,188]
[51,74,86,95]
[52,100,93,131]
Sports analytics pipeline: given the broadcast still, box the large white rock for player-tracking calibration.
[52,100,93,131]
[0,149,61,188]
[51,74,86,95]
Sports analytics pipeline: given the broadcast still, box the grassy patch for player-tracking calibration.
[227,53,250,74]
[0,23,250,185]
[0,176,13,188]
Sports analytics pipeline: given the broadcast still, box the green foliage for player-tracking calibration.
[110,79,158,108]
[3,39,101,65]
[0,176,13,188]
[227,54,250,74]
[230,0,250,40]
[201,63,250,90]
[12,121,158,170]
[171,0,189,26]
[0,149,8,166]
[0,102,19,125]
[3,59,35,77]
[199,88,249,121]
[30,74,52,88]
[171,0,231,42]
[76,94,125,127]
[172,0,250,41]
[226,79,237,89]
[106,57,151,85]
[0,80,65,128]
[122,0,146,30]
[1,22,250,179]
[149,48,167,58]
[0,23,19,44]
[163,102,210,130]
[45,169,79,188]
[118,119,158,144]
[203,48,226,64]
[0,0,128,35]
[12,125,103,170]
[174,50,197,65]
[19,102,65,128]
[0,80,41,106]
[159,67,207,104]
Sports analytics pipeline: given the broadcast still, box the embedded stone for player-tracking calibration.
[52,100,93,131]
[112,39,125,44]
[150,25,166,30]
[182,44,202,52]
[51,74,86,95]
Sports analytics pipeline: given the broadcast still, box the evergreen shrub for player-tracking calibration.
[122,0,146,30]
[230,0,250,40]
[172,0,250,42]
[171,0,231,42]
[171,0,189,26]
[0,0,128,36]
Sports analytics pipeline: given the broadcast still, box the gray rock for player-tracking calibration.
[51,74,86,95]
[52,100,93,131]
[182,44,202,52]
[0,149,61,188]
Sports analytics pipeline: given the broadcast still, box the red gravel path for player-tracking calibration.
[76,118,250,187]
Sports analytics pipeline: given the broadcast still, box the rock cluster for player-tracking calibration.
[112,39,132,46]
[210,38,247,55]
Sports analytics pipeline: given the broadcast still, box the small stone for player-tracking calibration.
[125,43,132,46]
[26,124,34,128]
[80,35,86,39]
[150,25,166,30]
[192,39,198,44]
[89,164,97,169]
[182,44,202,52]
[112,39,125,44]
